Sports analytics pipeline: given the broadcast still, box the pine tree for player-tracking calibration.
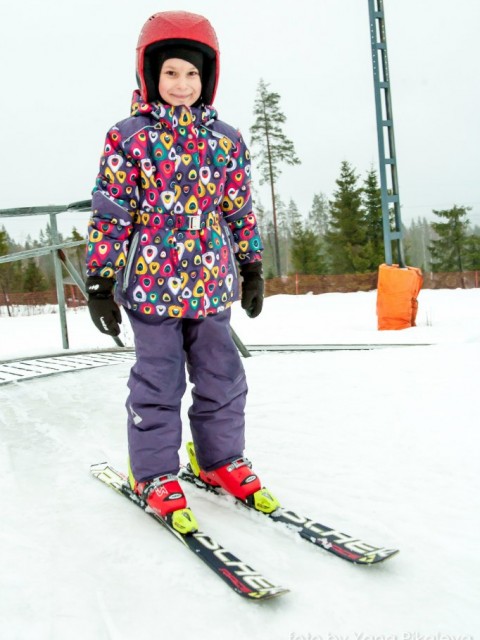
[0,227,24,315]
[0,227,9,260]
[429,205,472,272]
[286,199,300,274]
[263,219,277,280]
[0,227,12,314]
[276,196,290,274]
[464,234,480,270]
[250,79,301,276]
[361,168,385,269]
[251,187,268,237]
[23,258,48,292]
[68,226,87,282]
[36,224,59,288]
[307,193,329,237]
[290,201,325,275]
[404,217,433,271]
[326,161,369,274]
[251,189,275,277]
[305,193,329,272]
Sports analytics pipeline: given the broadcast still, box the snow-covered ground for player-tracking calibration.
[1,289,479,639]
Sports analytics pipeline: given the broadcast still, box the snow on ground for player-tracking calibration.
[1,289,479,639]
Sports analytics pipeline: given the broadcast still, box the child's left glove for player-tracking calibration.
[240,262,264,318]
[86,276,122,336]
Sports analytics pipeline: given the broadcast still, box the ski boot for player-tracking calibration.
[186,441,280,514]
[128,464,198,535]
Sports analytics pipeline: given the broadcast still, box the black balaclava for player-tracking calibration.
[154,46,204,105]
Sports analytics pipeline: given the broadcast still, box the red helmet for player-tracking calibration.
[136,11,220,105]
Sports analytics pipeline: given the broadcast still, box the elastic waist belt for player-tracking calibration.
[134,210,220,231]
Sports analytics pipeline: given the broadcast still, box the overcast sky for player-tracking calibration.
[1,0,479,242]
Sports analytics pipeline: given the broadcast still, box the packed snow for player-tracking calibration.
[1,289,479,640]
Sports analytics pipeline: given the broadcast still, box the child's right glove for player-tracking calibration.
[86,276,122,336]
[240,262,264,318]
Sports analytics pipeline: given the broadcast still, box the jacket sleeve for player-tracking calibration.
[86,126,140,278]
[220,130,263,265]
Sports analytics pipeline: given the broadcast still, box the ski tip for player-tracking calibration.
[90,462,109,474]
[90,462,129,487]
[356,548,400,564]
[244,586,290,601]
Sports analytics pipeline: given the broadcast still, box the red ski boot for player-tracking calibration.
[199,458,261,500]
[130,471,198,534]
[186,441,280,514]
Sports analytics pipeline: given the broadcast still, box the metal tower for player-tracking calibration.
[368,0,406,267]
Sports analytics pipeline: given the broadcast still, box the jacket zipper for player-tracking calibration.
[225,227,238,278]
[122,231,140,293]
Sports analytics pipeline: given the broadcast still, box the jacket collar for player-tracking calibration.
[130,90,217,128]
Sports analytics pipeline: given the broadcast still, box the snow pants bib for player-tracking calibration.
[126,309,247,482]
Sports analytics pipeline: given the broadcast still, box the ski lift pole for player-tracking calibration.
[231,327,251,358]
[368,0,406,267]
[49,212,69,349]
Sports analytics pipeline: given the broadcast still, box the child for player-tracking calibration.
[85,11,273,533]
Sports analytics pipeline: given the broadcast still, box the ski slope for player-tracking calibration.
[1,289,479,639]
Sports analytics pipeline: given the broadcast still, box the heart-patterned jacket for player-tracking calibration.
[86,91,263,320]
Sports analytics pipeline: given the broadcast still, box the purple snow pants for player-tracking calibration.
[126,309,247,482]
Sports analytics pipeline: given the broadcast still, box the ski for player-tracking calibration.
[179,465,399,565]
[90,463,289,600]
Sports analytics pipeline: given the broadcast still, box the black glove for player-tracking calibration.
[86,276,122,336]
[240,262,264,318]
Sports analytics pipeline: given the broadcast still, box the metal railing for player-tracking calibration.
[0,200,250,356]
[0,200,125,348]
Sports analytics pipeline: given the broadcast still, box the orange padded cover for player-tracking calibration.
[377,264,423,330]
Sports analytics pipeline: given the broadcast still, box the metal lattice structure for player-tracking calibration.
[368,0,406,267]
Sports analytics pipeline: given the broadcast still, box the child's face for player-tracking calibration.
[158,58,202,107]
